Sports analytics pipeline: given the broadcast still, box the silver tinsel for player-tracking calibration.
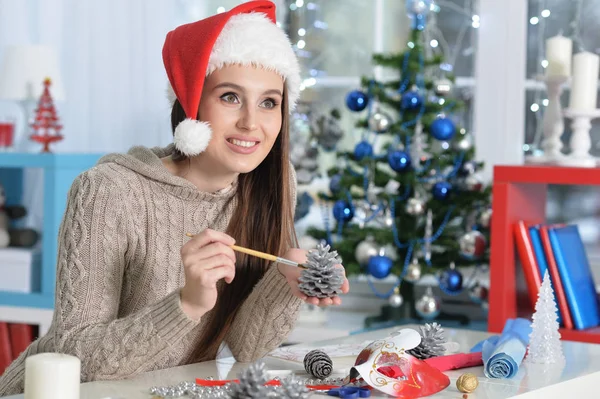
[228,361,270,399]
[405,196,426,216]
[298,243,344,298]
[304,349,333,379]
[407,322,447,360]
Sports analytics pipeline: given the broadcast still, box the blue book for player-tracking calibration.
[548,225,600,330]
[529,225,563,325]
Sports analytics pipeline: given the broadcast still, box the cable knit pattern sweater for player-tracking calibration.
[0,145,302,396]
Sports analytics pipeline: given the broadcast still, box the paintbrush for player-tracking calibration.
[185,232,306,268]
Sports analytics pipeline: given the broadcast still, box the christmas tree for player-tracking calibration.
[306,0,491,320]
[526,271,565,364]
[30,77,64,153]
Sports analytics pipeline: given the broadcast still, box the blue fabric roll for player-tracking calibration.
[470,318,532,379]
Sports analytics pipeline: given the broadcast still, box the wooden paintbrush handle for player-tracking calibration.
[230,245,279,262]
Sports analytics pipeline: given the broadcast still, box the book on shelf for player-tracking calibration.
[514,221,600,331]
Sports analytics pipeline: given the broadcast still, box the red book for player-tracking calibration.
[513,220,542,307]
[0,322,12,375]
[8,324,34,360]
[539,225,574,330]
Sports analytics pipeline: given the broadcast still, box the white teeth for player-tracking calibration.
[229,139,257,148]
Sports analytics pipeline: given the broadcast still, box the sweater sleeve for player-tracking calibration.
[0,171,199,395]
[225,163,303,362]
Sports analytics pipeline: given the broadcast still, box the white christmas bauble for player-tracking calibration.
[415,287,441,319]
[368,110,393,133]
[454,134,473,151]
[459,230,487,259]
[478,207,492,228]
[389,293,404,308]
[404,259,422,283]
[298,235,319,251]
[355,236,379,266]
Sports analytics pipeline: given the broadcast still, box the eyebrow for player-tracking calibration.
[213,82,282,97]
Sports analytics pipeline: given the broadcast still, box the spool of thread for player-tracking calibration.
[303,349,333,379]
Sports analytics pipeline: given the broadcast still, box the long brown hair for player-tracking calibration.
[170,86,297,362]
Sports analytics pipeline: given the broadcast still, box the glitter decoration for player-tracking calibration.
[298,243,344,298]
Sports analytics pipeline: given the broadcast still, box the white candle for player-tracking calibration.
[546,35,572,77]
[569,51,600,111]
[24,353,81,399]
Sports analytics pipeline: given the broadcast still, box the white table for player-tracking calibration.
[3,324,600,398]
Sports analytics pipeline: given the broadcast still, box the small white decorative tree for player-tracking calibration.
[526,270,565,364]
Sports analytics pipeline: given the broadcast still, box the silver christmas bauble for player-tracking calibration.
[405,196,426,216]
[434,78,453,97]
[404,259,422,283]
[478,207,492,228]
[415,287,441,319]
[463,173,484,192]
[459,230,487,259]
[355,236,379,266]
[368,110,392,133]
[454,134,473,151]
[389,293,404,308]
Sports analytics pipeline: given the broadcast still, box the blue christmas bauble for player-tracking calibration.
[354,140,373,161]
[346,90,369,112]
[367,255,393,279]
[432,181,452,200]
[400,90,423,110]
[388,150,411,172]
[329,174,343,194]
[430,116,456,141]
[439,268,463,293]
[332,200,354,222]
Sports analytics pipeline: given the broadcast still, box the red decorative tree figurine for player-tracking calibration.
[30,77,63,152]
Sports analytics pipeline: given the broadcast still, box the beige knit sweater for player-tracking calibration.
[0,145,302,395]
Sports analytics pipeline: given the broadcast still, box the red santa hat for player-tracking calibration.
[162,0,301,157]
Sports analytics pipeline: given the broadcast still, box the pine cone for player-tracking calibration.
[279,376,311,399]
[228,361,270,399]
[298,243,344,298]
[303,349,333,379]
[407,322,447,360]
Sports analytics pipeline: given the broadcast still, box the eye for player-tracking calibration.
[261,98,279,109]
[220,92,239,104]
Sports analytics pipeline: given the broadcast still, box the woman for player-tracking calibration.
[0,1,348,395]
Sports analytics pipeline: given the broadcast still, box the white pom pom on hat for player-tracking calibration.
[162,0,301,156]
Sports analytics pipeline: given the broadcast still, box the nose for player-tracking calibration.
[236,105,258,131]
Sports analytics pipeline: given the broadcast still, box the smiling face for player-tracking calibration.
[195,64,285,175]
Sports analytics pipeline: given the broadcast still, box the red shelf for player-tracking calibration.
[494,164,600,185]
[489,164,600,344]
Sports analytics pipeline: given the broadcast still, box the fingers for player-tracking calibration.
[185,229,235,252]
[183,242,236,264]
[341,278,350,294]
[191,263,236,287]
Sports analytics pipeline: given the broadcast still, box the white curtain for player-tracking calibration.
[0,0,215,153]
